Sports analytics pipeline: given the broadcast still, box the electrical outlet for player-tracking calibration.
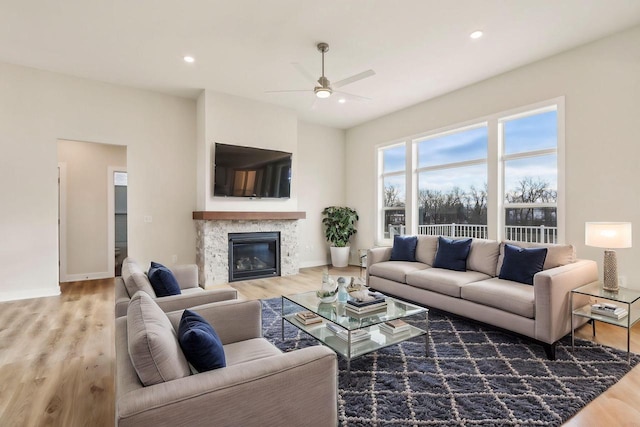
[143,215,153,223]
[171,254,178,263]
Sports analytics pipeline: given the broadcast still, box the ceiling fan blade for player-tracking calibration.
[333,69,375,88]
[291,62,318,84]
[334,90,372,101]
[265,89,312,94]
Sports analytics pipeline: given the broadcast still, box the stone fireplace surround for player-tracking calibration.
[193,211,306,286]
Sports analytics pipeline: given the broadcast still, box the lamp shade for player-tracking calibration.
[585,222,632,249]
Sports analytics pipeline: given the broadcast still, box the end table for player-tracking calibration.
[570,281,640,362]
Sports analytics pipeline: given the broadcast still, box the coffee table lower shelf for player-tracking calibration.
[282,312,428,376]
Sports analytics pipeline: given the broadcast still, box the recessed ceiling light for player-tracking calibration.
[338,98,346,104]
[183,56,195,63]
[470,30,483,40]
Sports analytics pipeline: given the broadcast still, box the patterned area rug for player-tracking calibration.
[261,298,639,426]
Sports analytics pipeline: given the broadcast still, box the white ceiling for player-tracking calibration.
[2,1,640,129]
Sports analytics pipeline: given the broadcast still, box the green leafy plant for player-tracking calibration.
[322,206,359,247]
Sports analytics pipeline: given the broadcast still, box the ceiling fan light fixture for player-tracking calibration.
[315,87,332,98]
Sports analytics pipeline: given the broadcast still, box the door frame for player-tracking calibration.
[108,166,127,277]
[58,162,68,282]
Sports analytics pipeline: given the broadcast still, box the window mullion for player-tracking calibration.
[488,117,500,240]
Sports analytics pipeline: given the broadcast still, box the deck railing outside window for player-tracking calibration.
[416,224,558,244]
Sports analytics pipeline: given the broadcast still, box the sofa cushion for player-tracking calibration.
[178,309,226,372]
[390,235,418,262]
[148,261,182,297]
[368,261,430,284]
[415,235,439,265]
[499,244,547,285]
[433,237,472,271]
[461,278,535,318]
[497,241,575,272]
[127,291,190,386]
[406,268,491,298]
[121,258,156,298]
[223,338,282,366]
[467,238,501,277]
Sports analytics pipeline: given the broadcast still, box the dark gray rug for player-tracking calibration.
[261,298,639,426]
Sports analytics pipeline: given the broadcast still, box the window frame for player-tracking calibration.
[375,97,565,245]
[376,141,408,245]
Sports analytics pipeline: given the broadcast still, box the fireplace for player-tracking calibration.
[228,232,281,282]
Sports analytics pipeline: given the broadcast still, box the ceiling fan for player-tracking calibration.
[266,42,375,101]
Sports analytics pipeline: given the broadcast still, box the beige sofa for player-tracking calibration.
[367,236,598,359]
[116,295,338,427]
[115,258,237,317]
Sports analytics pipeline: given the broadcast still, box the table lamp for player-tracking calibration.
[585,222,632,292]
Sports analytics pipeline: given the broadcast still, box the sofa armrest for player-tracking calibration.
[170,264,199,290]
[533,259,598,344]
[153,288,237,315]
[116,345,337,427]
[166,299,262,344]
[367,247,392,268]
[115,277,131,318]
[366,247,392,285]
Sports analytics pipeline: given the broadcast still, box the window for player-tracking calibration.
[378,143,406,240]
[501,108,559,243]
[375,98,563,245]
[415,125,488,238]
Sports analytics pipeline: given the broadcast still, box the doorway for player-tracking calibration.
[114,171,128,276]
[58,140,127,282]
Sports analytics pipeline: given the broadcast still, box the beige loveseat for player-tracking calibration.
[116,293,338,427]
[367,236,598,359]
[115,258,237,317]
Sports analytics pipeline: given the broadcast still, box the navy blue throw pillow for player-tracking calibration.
[390,235,418,262]
[499,244,548,285]
[178,309,226,372]
[432,237,472,271]
[147,261,181,297]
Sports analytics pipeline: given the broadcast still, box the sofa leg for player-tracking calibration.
[543,342,557,360]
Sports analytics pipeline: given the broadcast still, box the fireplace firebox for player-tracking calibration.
[228,232,281,282]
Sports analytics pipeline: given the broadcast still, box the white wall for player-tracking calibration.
[0,62,197,301]
[195,91,347,268]
[297,121,346,267]
[57,139,126,279]
[346,25,640,288]
[197,90,299,212]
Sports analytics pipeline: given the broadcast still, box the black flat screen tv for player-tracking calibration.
[213,143,292,198]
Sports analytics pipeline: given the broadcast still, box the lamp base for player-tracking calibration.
[603,249,619,292]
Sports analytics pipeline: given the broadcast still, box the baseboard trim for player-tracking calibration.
[0,287,61,302]
[61,271,113,283]
[299,260,362,269]
[299,260,330,269]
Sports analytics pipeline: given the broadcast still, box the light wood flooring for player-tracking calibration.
[0,266,639,426]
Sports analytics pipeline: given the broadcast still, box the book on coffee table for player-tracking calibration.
[345,301,388,315]
[336,329,370,343]
[347,293,386,308]
[378,319,411,334]
[295,310,323,325]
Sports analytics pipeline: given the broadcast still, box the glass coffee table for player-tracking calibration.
[282,291,428,376]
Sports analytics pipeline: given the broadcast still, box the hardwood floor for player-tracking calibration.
[0,266,638,426]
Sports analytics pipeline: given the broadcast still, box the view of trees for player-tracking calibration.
[384,177,557,227]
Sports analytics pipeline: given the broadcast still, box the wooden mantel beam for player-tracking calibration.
[192,211,306,220]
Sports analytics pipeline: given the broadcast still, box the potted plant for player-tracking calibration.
[322,206,359,267]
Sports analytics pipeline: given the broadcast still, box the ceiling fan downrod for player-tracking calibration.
[318,43,331,87]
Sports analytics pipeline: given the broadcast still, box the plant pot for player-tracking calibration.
[330,246,350,268]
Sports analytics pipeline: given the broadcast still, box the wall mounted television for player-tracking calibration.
[213,143,292,198]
